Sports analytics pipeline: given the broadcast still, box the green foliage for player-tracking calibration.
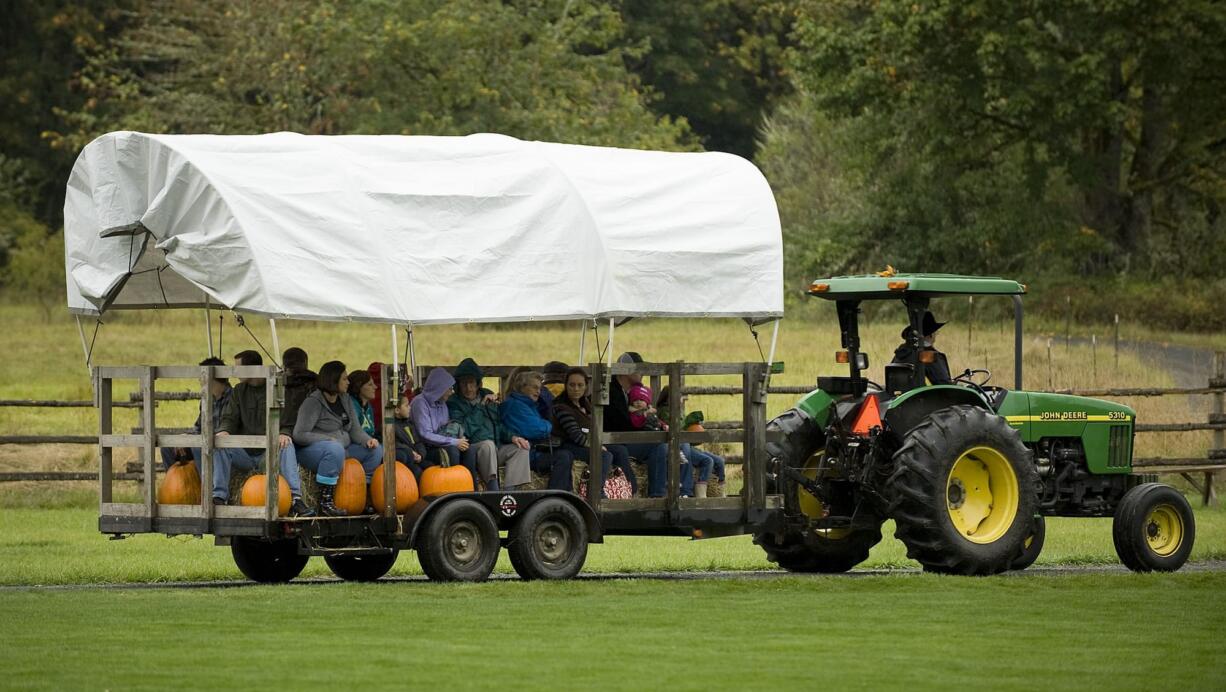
[45,0,694,153]
[786,0,1226,277]
[620,0,797,157]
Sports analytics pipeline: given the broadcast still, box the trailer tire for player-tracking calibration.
[754,521,883,574]
[886,404,1037,575]
[324,551,399,582]
[231,537,309,583]
[1009,515,1045,571]
[416,499,500,582]
[507,498,588,580]
[1113,483,1195,572]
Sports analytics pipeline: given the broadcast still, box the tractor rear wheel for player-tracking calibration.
[886,405,1038,575]
[1112,483,1195,572]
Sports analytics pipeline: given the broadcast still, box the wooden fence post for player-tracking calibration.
[1208,352,1224,507]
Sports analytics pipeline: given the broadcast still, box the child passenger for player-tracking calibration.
[392,395,426,481]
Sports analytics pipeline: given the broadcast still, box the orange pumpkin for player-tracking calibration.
[158,462,201,505]
[420,463,474,497]
[371,461,419,512]
[685,422,705,433]
[333,458,369,515]
[240,474,292,516]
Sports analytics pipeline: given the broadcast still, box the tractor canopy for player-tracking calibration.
[807,273,1026,301]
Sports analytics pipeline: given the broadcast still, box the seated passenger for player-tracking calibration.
[540,360,568,417]
[447,358,531,491]
[657,386,721,498]
[347,370,378,439]
[410,367,478,486]
[392,394,426,481]
[161,356,229,471]
[604,352,693,498]
[553,366,637,496]
[892,311,953,385]
[293,360,384,516]
[213,350,311,516]
[278,346,316,440]
[499,370,575,491]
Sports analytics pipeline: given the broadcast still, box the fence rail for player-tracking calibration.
[4,352,1223,505]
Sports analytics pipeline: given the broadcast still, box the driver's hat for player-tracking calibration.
[921,311,947,336]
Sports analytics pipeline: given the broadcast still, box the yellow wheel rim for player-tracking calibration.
[945,446,1019,544]
[798,453,850,540]
[1144,504,1184,557]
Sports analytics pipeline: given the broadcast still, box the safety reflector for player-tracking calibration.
[851,395,882,435]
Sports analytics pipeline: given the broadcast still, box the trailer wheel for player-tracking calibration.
[1113,483,1195,572]
[507,498,588,580]
[886,404,1037,575]
[324,551,399,582]
[1010,515,1045,571]
[416,499,500,582]
[231,537,310,583]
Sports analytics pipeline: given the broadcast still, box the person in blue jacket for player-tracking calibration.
[500,370,574,491]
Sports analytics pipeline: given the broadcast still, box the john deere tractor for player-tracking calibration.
[756,273,1196,575]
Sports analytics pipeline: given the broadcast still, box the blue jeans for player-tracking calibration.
[530,447,575,491]
[160,447,201,472]
[614,442,693,497]
[682,443,717,482]
[565,442,637,495]
[297,440,384,485]
[210,445,303,501]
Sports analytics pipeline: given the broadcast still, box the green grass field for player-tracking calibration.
[2,574,1223,690]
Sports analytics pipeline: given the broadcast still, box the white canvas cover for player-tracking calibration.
[64,131,783,324]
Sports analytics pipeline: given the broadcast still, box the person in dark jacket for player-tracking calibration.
[392,394,426,481]
[892,311,953,385]
[500,370,574,491]
[603,352,692,497]
[212,350,310,516]
[293,360,384,516]
[553,366,637,495]
[279,346,316,437]
[347,370,378,439]
[160,356,229,471]
[447,358,530,491]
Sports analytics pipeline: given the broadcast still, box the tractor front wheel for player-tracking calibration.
[754,522,883,574]
[324,550,399,582]
[231,538,310,583]
[887,405,1038,575]
[1112,483,1195,572]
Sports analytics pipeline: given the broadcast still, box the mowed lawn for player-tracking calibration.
[2,574,1223,691]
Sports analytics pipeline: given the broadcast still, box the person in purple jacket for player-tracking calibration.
[410,367,477,486]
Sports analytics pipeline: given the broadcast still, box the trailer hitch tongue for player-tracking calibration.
[781,465,828,503]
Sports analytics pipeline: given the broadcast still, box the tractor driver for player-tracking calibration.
[892,311,953,385]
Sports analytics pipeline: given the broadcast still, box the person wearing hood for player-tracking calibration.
[892,311,953,385]
[447,358,531,490]
[293,360,384,516]
[410,367,478,486]
[500,370,575,491]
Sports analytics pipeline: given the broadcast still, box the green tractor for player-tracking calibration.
[756,273,1196,575]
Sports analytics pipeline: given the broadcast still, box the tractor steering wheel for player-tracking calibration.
[953,368,992,391]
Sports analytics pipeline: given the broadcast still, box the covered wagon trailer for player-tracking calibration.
[64,131,787,582]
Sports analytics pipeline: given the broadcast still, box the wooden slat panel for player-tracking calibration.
[98,376,113,504]
[96,366,150,379]
[265,376,281,522]
[159,434,203,447]
[214,435,267,449]
[598,498,668,512]
[200,366,215,520]
[677,496,744,510]
[101,502,150,517]
[100,434,146,447]
[677,430,745,445]
[603,431,668,445]
[666,362,681,510]
[379,364,397,519]
[587,362,605,510]
[141,368,157,519]
[157,504,204,518]
[154,366,210,379]
[213,505,265,519]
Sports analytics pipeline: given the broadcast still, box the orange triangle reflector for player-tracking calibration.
[851,395,882,435]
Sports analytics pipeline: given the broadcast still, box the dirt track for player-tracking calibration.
[3,560,1224,591]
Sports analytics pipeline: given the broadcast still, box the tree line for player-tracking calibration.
[3,1,1223,327]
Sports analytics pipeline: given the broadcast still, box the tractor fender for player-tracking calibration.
[404,491,603,548]
[884,385,991,438]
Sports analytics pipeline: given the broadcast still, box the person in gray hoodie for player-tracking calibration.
[410,367,478,486]
[293,360,384,516]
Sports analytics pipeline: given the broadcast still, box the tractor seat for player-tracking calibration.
[884,363,914,395]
